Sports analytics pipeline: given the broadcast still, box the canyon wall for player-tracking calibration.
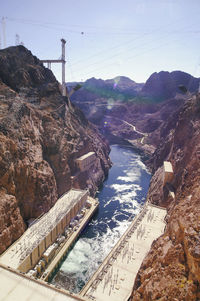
[131,94,200,300]
[69,74,200,299]
[0,46,111,254]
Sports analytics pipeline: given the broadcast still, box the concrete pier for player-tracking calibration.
[80,203,167,301]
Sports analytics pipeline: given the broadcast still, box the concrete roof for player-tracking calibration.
[164,161,173,173]
[81,203,167,301]
[76,152,95,161]
[0,189,87,269]
[0,265,84,301]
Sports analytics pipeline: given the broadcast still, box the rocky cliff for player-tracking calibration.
[69,73,200,300]
[141,71,200,101]
[0,46,111,254]
[130,94,200,300]
[69,73,199,152]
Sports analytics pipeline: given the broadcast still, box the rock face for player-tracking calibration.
[69,72,199,151]
[130,94,200,300]
[0,46,111,254]
[69,73,200,300]
[141,70,200,101]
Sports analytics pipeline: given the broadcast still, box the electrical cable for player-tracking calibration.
[70,20,199,78]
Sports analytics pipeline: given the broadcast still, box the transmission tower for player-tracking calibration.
[41,39,66,96]
[15,34,20,46]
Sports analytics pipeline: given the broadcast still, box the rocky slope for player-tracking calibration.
[130,94,200,300]
[141,70,200,101]
[69,73,200,299]
[69,72,199,153]
[0,46,111,254]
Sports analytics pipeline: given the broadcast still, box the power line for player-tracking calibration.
[71,26,196,78]
[75,28,197,81]
[69,19,200,70]
[3,16,148,36]
[2,14,199,81]
[3,15,200,38]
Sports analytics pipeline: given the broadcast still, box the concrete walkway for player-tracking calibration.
[80,203,167,301]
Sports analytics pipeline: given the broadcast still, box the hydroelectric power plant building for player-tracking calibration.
[0,161,170,301]
[0,189,96,274]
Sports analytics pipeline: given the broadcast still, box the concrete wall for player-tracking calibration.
[61,216,66,229]
[66,211,71,226]
[39,240,45,256]
[18,255,31,273]
[74,202,79,217]
[163,161,173,186]
[51,227,57,242]
[70,207,75,220]
[18,190,89,273]
[45,233,52,249]
[32,246,40,267]
[76,152,96,172]
[57,221,62,236]
[82,192,88,205]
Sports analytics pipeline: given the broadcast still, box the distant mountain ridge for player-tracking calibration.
[67,71,200,145]
[141,70,200,101]
[68,71,200,103]
[68,75,144,103]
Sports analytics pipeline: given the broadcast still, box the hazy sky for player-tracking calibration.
[1,0,200,83]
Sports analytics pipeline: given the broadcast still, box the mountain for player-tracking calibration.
[0,46,111,254]
[69,72,198,149]
[141,70,200,101]
[68,71,200,152]
[68,76,144,104]
[130,92,200,301]
[69,72,200,299]
[69,71,200,107]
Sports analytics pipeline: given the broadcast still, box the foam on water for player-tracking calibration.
[51,145,151,292]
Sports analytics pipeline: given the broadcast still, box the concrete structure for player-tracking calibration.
[80,203,167,301]
[41,38,66,96]
[0,195,167,301]
[42,197,99,282]
[0,264,85,301]
[0,189,89,273]
[163,161,173,186]
[76,152,96,172]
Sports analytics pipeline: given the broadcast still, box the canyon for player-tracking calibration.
[130,93,200,300]
[0,45,199,301]
[69,75,200,300]
[0,45,111,254]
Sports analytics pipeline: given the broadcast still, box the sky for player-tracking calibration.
[1,0,200,84]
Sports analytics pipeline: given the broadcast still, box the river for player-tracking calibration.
[51,144,151,293]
